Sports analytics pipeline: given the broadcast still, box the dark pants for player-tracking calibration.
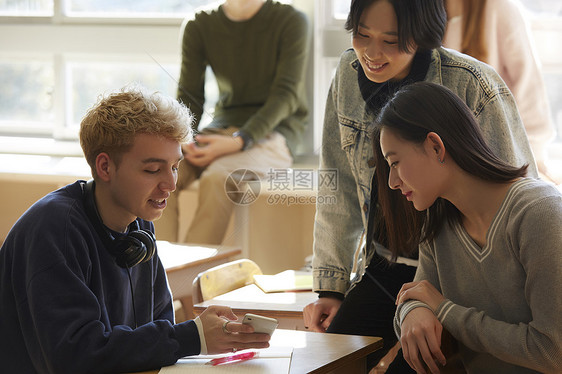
[326,255,416,372]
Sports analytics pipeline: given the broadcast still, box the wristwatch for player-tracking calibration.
[232,130,254,151]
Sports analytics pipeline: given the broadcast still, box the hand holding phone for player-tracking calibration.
[242,313,279,335]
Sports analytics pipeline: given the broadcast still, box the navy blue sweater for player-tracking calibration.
[0,181,200,373]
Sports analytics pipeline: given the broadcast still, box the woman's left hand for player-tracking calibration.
[396,280,445,311]
[401,307,446,374]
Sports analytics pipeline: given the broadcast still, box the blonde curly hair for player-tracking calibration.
[80,84,193,178]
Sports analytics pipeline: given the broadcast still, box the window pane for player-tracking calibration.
[67,60,179,132]
[0,0,53,16]
[520,0,562,16]
[544,72,562,142]
[0,59,54,127]
[198,66,219,129]
[65,0,216,17]
[332,0,349,20]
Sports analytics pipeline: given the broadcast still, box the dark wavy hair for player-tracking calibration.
[372,82,528,257]
[345,0,447,53]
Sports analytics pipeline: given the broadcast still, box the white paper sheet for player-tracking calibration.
[159,347,293,374]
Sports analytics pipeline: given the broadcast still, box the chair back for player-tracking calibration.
[192,259,262,304]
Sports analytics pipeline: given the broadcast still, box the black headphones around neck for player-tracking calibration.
[82,180,156,268]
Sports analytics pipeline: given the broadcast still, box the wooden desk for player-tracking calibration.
[193,283,318,330]
[131,329,383,374]
[157,241,241,319]
[277,329,382,373]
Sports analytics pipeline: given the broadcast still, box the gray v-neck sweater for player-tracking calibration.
[395,178,562,373]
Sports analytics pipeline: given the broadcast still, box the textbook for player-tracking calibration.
[253,270,313,293]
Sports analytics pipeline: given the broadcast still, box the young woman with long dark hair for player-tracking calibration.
[373,82,561,373]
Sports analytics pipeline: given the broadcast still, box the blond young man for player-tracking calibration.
[0,86,269,373]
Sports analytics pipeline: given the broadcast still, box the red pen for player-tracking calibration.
[208,351,259,366]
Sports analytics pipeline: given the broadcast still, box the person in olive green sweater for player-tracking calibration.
[162,0,309,245]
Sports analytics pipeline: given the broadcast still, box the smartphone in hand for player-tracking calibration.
[242,313,279,335]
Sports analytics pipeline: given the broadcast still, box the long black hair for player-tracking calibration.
[372,82,528,257]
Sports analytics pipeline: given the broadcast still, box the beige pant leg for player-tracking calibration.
[184,130,293,245]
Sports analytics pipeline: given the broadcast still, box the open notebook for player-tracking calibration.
[253,270,313,293]
[159,347,293,374]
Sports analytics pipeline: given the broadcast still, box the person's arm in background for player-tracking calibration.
[492,0,556,181]
[177,16,207,132]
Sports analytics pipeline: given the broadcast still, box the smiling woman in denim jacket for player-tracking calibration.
[302,0,538,372]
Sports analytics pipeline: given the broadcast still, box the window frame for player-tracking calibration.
[0,0,561,165]
[0,3,186,155]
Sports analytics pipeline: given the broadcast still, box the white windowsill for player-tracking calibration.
[0,153,89,183]
[0,136,83,157]
[0,137,559,187]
